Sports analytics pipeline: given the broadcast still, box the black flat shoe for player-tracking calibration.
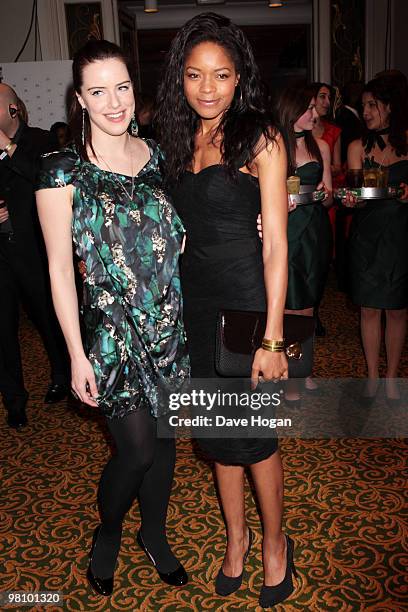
[6,394,28,429]
[137,531,188,586]
[315,316,326,337]
[283,396,302,409]
[215,527,253,596]
[358,380,380,408]
[303,381,321,396]
[385,381,401,407]
[44,382,69,404]
[87,526,114,597]
[259,535,297,608]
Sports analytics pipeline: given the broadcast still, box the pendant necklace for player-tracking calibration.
[95,133,135,201]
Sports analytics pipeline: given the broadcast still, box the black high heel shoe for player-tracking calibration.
[259,535,297,608]
[86,526,114,597]
[215,527,253,596]
[136,531,188,586]
[358,379,380,408]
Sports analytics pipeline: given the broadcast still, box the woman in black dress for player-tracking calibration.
[276,86,332,403]
[156,13,295,608]
[346,77,408,403]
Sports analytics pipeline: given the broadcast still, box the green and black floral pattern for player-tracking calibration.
[37,140,190,419]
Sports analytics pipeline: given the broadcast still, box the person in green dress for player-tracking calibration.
[35,40,189,596]
[345,77,408,404]
[276,85,332,404]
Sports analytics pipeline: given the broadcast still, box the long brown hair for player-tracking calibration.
[70,39,134,161]
[275,85,323,176]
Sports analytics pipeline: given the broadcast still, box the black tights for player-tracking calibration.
[91,407,178,578]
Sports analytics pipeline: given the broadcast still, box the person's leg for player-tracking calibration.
[249,451,286,586]
[214,462,249,577]
[12,237,68,385]
[0,240,27,406]
[284,308,315,399]
[138,434,181,573]
[361,307,382,395]
[91,408,156,578]
[385,308,407,399]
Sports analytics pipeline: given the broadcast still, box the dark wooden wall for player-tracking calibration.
[137,23,311,99]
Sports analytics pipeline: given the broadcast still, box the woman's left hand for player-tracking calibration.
[251,348,288,389]
[316,181,329,203]
[399,182,408,201]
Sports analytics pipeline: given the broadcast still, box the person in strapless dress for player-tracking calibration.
[345,77,408,404]
[156,13,296,609]
[275,85,332,403]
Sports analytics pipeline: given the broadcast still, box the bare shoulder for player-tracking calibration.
[348,138,364,154]
[254,128,285,161]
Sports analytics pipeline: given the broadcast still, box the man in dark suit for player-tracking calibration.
[0,83,69,429]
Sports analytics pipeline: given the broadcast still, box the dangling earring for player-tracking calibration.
[130,113,138,137]
[81,107,86,146]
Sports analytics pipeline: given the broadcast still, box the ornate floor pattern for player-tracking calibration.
[1,274,407,611]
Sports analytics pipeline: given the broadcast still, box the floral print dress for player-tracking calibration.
[37,140,190,419]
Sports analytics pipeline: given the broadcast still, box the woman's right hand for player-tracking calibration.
[342,190,358,208]
[0,201,9,223]
[257,213,263,241]
[71,355,99,406]
[288,195,297,212]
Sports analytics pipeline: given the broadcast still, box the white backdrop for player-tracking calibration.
[0,60,73,129]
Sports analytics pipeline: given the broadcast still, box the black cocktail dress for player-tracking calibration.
[348,159,408,308]
[286,162,332,309]
[172,163,278,465]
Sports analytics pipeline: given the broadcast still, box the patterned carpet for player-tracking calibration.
[1,273,407,611]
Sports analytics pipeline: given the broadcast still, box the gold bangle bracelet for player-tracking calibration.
[261,343,285,353]
[262,338,285,347]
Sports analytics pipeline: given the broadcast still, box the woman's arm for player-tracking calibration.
[36,186,98,406]
[317,138,333,207]
[251,132,289,386]
[342,139,364,207]
[332,134,342,175]
[347,139,364,169]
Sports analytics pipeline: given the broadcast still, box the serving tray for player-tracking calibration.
[289,189,326,206]
[335,186,403,201]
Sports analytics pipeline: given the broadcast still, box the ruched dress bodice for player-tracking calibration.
[174,166,266,310]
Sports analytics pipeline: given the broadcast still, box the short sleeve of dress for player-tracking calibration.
[36,148,79,190]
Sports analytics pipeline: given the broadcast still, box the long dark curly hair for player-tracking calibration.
[70,39,134,161]
[155,12,276,183]
[362,77,408,157]
[275,85,323,177]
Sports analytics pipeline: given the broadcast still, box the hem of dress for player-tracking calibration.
[195,438,279,466]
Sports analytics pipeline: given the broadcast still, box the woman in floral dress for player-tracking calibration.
[35,40,189,596]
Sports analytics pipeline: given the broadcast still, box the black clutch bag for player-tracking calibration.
[215,310,315,378]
